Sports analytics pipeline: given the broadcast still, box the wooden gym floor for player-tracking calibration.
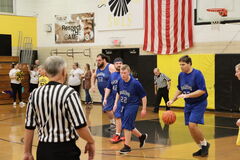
[0,104,240,160]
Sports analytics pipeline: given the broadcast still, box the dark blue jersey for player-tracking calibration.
[96,63,111,96]
[117,76,146,107]
[177,69,208,104]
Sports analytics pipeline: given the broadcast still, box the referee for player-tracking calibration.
[153,68,171,113]
[23,56,95,160]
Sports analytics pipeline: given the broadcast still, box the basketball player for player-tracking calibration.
[114,64,147,153]
[167,55,210,157]
[91,54,115,126]
[103,57,124,143]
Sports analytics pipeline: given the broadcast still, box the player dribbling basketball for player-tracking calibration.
[167,55,210,157]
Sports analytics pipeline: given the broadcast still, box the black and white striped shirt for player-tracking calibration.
[154,73,171,89]
[25,81,87,143]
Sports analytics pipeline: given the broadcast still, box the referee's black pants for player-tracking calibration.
[154,86,170,112]
[37,140,81,160]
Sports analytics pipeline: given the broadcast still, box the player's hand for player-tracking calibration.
[167,86,170,90]
[167,100,174,107]
[177,94,189,99]
[236,119,240,127]
[84,142,95,160]
[141,109,147,118]
[113,105,117,113]
[103,99,107,106]
[23,153,34,160]
[154,91,157,95]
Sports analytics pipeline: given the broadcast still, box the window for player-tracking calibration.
[0,0,14,14]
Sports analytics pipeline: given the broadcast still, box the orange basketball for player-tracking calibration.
[162,111,176,125]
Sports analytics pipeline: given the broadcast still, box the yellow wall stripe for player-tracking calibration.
[0,15,37,48]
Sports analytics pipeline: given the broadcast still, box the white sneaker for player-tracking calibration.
[19,102,26,108]
[13,102,17,108]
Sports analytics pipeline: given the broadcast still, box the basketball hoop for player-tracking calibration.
[206,8,228,30]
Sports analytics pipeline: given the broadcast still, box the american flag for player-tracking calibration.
[143,0,193,54]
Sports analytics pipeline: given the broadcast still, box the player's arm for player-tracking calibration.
[135,81,147,118]
[141,96,147,118]
[109,64,116,73]
[103,88,111,106]
[113,93,120,112]
[167,89,182,106]
[103,76,113,105]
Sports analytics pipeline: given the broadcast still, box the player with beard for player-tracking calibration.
[91,54,116,128]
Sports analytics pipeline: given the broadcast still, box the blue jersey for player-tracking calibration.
[107,72,121,96]
[117,76,146,107]
[96,64,111,96]
[177,68,208,104]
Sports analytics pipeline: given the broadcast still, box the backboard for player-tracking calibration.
[195,0,240,25]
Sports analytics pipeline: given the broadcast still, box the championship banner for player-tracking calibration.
[96,0,143,30]
[55,13,94,43]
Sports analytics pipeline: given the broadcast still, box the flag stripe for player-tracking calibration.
[157,0,162,54]
[181,0,186,51]
[147,0,151,51]
[165,0,171,54]
[150,0,155,52]
[173,0,178,53]
[143,0,148,51]
[161,0,167,54]
[154,0,159,53]
[188,0,193,47]
[143,0,193,54]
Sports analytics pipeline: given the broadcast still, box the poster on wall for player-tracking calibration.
[55,13,94,43]
[96,0,143,31]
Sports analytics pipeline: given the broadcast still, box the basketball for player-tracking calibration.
[162,111,176,125]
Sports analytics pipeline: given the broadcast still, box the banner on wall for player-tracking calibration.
[96,0,143,30]
[55,13,94,43]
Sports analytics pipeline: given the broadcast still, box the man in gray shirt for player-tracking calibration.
[153,68,171,113]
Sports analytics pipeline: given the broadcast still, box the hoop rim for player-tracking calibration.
[206,8,227,12]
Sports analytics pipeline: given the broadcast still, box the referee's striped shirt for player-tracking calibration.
[25,81,87,143]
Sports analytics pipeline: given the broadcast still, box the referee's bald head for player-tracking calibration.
[43,56,67,77]
[153,68,160,75]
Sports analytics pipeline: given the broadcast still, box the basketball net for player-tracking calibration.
[209,12,221,30]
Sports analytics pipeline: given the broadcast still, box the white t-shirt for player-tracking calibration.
[9,68,21,84]
[68,68,84,86]
[30,71,39,84]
